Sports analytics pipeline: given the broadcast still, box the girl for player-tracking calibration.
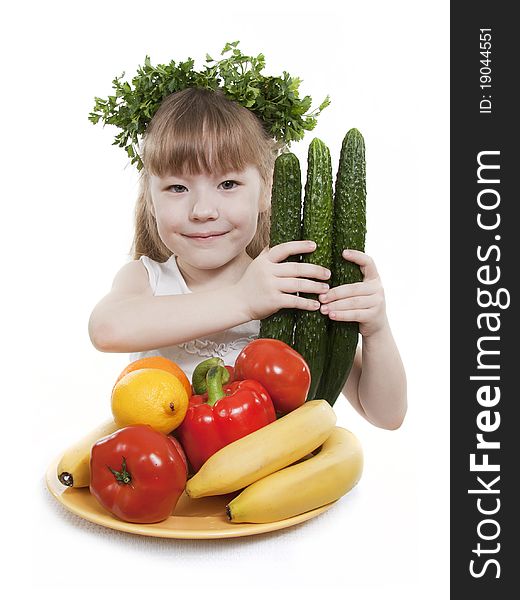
[88,87,407,430]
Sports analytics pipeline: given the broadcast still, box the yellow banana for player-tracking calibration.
[56,418,121,487]
[226,426,363,523]
[185,400,336,498]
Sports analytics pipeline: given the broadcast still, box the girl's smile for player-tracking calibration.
[182,230,231,241]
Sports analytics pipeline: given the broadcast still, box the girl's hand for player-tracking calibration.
[318,249,387,337]
[236,240,332,321]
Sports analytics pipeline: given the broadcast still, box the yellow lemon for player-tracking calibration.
[111,368,189,434]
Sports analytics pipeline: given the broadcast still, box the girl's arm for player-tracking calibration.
[89,241,331,353]
[319,249,407,430]
[343,324,407,430]
[88,260,251,353]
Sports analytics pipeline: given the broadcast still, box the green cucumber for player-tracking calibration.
[259,152,302,346]
[293,138,334,399]
[316,128,367,405]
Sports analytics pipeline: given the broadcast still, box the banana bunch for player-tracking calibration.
[186,399,363,523]
[56,418,120,487]
[227,426,363,523]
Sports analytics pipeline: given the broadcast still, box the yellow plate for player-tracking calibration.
[45,456,335,539]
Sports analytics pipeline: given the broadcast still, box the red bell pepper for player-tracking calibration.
[177,358,276,473]
[234,338,311,414]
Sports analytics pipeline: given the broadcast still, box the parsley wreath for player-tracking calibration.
[89,41,331,171]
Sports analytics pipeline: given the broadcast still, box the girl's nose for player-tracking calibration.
[190,196,219,221]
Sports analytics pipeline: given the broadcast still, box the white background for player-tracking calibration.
[4,1,449,598]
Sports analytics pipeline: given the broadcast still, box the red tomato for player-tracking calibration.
[90,425,187,523]
[234,339,311,414]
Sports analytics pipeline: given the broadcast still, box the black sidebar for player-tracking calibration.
[451,2,518,597]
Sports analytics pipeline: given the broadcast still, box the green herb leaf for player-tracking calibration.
[89,41,331,170]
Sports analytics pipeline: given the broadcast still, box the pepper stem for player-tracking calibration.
[192,357,225,395]
[206,366,228,406]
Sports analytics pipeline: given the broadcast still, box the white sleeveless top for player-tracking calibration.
[129,255,260,382]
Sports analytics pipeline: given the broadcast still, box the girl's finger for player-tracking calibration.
[274,260,331,281]
[318,280,380,303]
[325,307,376,323]
[320,296,375,314]
[342,249,379,281]
[280,278,330,295]
[268,240,318,263]
[280,293,320,312]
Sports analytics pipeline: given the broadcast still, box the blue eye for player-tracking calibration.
[220,180,239,190]
[169,184,187,193]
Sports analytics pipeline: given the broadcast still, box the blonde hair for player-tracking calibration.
[131,87,283,261]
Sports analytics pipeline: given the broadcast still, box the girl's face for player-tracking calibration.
[149,165,267,270]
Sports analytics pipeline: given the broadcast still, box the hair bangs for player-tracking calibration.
[142,88,267,179]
